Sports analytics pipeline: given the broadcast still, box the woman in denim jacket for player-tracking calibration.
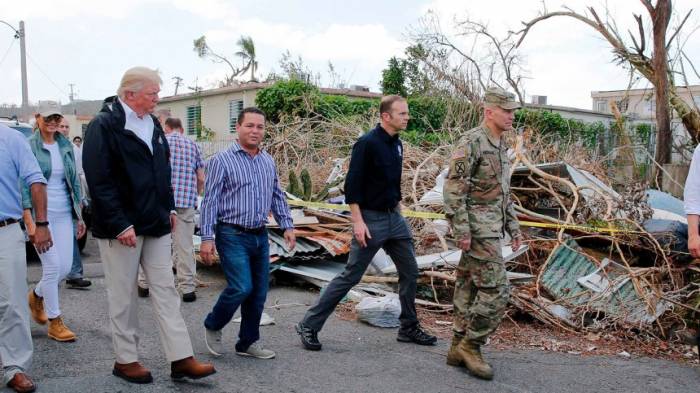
[22,102,84,342]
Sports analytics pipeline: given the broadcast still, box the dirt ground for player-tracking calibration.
[334,302,700,366]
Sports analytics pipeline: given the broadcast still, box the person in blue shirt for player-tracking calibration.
[199,107,295,360]
[0,123,51,393]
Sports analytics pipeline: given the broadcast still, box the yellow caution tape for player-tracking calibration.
[286,199,445,219]
[287,199,639,234]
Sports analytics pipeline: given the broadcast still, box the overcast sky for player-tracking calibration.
[1,0,698,110]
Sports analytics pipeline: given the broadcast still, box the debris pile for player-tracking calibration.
[195,118,698,343]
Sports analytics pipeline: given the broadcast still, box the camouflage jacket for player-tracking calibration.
[443,125,521,239]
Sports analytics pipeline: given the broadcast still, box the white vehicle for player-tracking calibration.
[1,116,33,137]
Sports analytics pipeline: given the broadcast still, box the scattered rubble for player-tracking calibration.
[193,120,700,360]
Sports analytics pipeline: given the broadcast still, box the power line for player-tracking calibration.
[25,51,69,99]
[0,39,15,67]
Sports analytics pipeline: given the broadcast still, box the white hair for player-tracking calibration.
[117,66,162,99]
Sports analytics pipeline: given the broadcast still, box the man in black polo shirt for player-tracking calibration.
[296,95,437,350]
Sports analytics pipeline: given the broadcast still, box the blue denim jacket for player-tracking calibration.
[21,130,82,220]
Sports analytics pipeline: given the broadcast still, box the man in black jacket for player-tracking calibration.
[83,67,215,384]
[296,95,437,350]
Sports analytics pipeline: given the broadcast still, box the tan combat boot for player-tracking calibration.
[28,290,48,325]
[446,335,465,367]
[48,316,76,342]
[457,339,493,380]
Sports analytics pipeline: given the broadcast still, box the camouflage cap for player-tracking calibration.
[484,87,521,110]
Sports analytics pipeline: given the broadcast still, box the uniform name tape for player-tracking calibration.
[286,199,639,234]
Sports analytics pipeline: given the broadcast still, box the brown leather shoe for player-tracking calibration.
[27,290,47,325]
[171,356,216,380]
[112,362,153,384]
[6,373,36,393]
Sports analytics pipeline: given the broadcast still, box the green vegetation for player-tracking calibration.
[257,79,613,150]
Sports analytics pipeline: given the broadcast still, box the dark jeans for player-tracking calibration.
[204,224,270,351]
[67,220,83,280]
[302,209,419,331]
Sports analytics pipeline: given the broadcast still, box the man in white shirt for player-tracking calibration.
[83,67,215,384]
[685,145,700,257]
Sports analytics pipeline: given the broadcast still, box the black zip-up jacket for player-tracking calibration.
[344,124,403,211]
[83,96,175,239]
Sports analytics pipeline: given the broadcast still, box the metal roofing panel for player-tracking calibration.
[541,241,669,324]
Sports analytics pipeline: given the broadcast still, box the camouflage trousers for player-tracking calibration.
[452,237,509,345]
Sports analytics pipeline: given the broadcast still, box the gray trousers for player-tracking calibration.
[0,223,33,383]
[302,209,419,331]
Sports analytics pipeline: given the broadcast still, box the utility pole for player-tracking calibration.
[68,83,76,102]
[19,21,28,121]
[172,76,183,95]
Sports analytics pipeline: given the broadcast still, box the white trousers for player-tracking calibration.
[0,223,33,383]
[35,210,73,319]
[98,234,193,363]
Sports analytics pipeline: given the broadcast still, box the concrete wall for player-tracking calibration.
[662,164,689,199]
[156,90,258,141]
[62,114,93,141]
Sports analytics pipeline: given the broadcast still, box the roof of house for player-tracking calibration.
[525,103,614,118]
[591,84,700,96]
[0,100,102,119]
[159,81,382,103]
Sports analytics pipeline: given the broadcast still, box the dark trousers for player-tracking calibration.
[67,220,83,280]
[302,209,419,331]
[204,225,269,351]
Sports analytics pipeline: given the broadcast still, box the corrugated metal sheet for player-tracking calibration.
[541,241,669,324]
[268,231,322,258]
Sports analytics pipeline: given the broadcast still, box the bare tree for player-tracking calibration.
[409,11,527,105]
[514,1,700,185]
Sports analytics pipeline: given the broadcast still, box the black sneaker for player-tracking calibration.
[182,292,196,303]
[137,286,149,298]
[66,278,92,289]
[295,322,322,351]
[397,325,437,346]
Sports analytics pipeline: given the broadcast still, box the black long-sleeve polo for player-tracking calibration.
[344,124,403,211]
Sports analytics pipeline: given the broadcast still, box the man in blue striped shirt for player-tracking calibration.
[199,107,295,360]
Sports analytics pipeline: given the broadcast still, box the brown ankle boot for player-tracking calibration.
[47,316,76,342]
[446,335,465,367]
[457,339,493,380]
[113,362,153,384]
[28,290,47,325]
[171,356,216,380]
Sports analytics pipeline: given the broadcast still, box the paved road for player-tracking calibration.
[5,236,698,392]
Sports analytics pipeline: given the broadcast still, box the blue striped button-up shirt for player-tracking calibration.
[200,143,293,241]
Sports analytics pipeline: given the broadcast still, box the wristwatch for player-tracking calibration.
[35,221,49,227]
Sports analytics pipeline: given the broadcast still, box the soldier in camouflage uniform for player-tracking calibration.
[443,87,522,380]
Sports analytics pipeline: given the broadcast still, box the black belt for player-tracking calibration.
[220,222,266,235]
[0,218,19,228]
[363,206,399,214]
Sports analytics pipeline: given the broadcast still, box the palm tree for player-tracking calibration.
[235,36,258,82]
[193,35,239,85]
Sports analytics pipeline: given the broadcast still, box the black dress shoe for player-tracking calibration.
[296,322,322,351]
[66,278,92,289]
[397,324,437,345]
[182,292,196,302]
[137,286,149,298]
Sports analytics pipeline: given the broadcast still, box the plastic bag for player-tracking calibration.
[355,295,401,328]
